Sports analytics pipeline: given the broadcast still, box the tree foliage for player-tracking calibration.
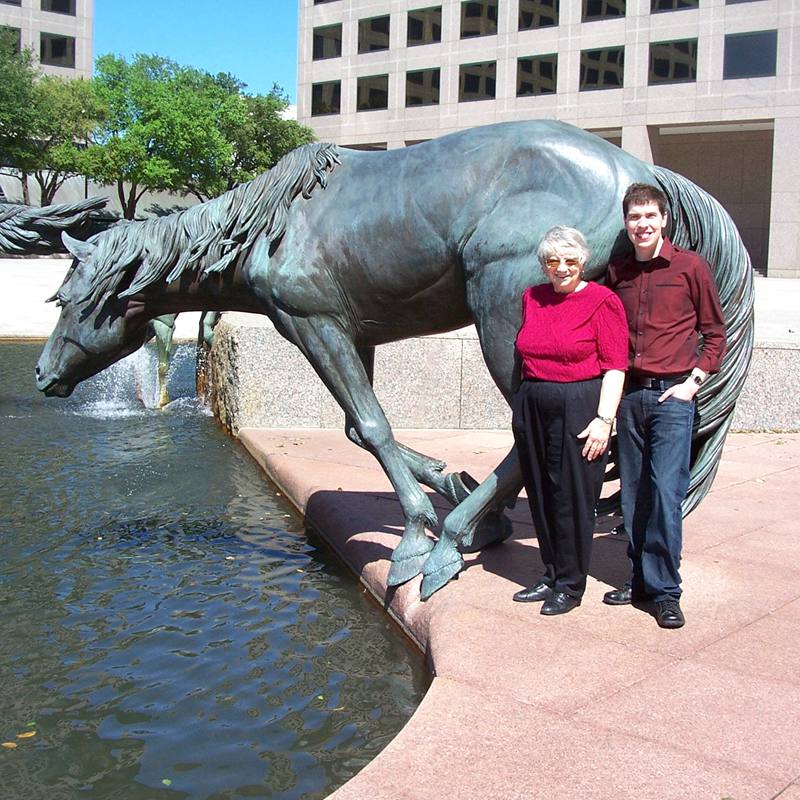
[0,28,38,202]
[215,85,315,196]
[82,54,315,218]
[0,30,104,205]
[0,45,315,217]
[26,77,105,205]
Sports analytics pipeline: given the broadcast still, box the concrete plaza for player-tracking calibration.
[240,427,800,800]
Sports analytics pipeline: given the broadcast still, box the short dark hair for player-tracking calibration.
[622,183,668,217]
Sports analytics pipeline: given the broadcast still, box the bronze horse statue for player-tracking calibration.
[35,120,753,598]
[0,196,109,254]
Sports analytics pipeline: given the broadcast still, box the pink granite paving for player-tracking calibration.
[239,428,800,800]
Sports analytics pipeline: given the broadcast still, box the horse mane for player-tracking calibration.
[653,165,755,514]
[77,142,341,309]
[0,196,107,255]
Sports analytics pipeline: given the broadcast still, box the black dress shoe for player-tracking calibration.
[603,582,633,605]
[513,581,553,603]
[655,598,685,629]
[540,592,581,616]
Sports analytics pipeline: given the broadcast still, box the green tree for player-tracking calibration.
[83,54,316,216]
[214,85,315,197]
[25,76,105,206]
[0,30,103,206]
[0,27,38,203]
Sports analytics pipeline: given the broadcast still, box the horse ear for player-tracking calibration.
[62,232,97,262]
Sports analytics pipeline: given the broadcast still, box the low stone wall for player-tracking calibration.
[207,312,799,434]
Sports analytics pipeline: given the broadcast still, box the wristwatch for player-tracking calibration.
[596,415,614,424]
[691,373,705,386]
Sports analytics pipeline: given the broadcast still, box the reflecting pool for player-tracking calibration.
[0,343,428,800]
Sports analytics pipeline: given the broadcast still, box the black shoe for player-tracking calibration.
[513,581,553,603]
[655,598,685,629]
[540,592,581,616]
[603,582,633,605]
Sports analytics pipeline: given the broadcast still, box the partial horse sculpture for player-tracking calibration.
[35,121,754,598]
[147,310,220,407]
[0,197,110,254]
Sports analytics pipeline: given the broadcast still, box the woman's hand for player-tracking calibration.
[577,417,613,461]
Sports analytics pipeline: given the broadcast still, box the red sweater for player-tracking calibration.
[515,282,629,382]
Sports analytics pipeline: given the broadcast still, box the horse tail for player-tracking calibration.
[651,165,755,515]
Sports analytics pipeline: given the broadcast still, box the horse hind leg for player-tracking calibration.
[289,318,436,585]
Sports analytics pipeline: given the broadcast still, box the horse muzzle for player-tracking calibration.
[35,362,75,397]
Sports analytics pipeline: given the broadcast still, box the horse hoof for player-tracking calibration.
[458,511,514,554]
[419,555,463,599]
[419,539,464,599]
[387,534,434,586]
[387,553,428,586]
[444,470,479,505]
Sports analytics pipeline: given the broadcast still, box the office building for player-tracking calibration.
[1,0,93,79]
[298,0,799,277]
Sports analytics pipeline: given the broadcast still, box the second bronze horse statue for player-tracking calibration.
[35,120,754,598]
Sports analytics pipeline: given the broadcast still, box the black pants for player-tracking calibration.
[511,378,607,598]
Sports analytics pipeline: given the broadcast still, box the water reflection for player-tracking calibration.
[0,343,428,800]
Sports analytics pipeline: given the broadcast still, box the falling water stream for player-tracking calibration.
[0,343,429,800]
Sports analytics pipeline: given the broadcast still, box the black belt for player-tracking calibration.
[627,374,689,391]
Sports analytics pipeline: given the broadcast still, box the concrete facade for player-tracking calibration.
[205,284,800,434]
[297,0,800,277]
[0,0,93,79]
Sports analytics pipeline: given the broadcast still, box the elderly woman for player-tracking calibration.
[511,226,628,615]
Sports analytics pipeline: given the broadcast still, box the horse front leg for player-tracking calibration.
[150,314,176,408]
[420,447,524,599]
[345,346,487,508]
[290,317,437,585]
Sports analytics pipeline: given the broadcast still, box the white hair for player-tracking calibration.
[537,225,591,266]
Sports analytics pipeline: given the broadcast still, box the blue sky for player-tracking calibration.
[94,1,299,101]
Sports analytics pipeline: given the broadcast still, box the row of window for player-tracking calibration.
[2,25,76,66]
[313,0,765,56]
[0,0,76,14]
[311,30,778,115]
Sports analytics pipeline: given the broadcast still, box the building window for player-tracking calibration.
[580,47,624,90]
[459,61,496,101]
[313,0,339,4]
[313,24,342,60]
[0,0,22,5]
[460,1,498,39]
[41,0,76,14]
[517,54,557,96]
[358,15,390,54]
[649,39,697,84]
[723,30,777,78]
[311,80,341,116]
[406,68,440,106]
[582,0,625,21]
[40,33,75,68]
[726,0,767,4]
[651,0,697,10]
[344,143,387,151]
[519,0,559,29]
[357,74,389,110]
[407,6,442,46]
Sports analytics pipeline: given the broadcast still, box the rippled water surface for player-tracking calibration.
[0,343,428,800]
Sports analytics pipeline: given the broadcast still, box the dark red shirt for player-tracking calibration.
[606,238,726,377]
[515,281,628,382]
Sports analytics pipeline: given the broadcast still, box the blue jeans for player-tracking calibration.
[616,387,695,601]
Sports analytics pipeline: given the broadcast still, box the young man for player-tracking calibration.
[604,183,726,629]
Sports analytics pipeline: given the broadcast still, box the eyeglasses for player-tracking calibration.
[545,257,581,269]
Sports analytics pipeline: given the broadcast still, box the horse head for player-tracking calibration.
[35,232,151,397]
